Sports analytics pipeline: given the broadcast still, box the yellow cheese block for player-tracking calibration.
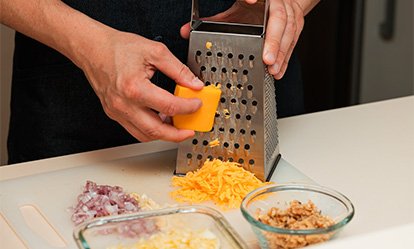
[173,85,221,132]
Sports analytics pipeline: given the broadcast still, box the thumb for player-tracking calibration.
[180,22,191,39]
[151,44,203,90]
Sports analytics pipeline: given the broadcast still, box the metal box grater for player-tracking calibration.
[175,0,280,181]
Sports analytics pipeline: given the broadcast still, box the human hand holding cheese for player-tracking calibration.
[173,85,222,132]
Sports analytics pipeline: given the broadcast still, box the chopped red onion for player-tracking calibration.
[71,181,140,225]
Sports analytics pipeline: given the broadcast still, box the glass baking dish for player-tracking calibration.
[73,205,248,249]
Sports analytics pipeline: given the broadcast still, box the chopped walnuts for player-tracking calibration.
[257,200,335,249]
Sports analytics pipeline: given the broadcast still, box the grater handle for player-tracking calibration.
[191,0,269,35]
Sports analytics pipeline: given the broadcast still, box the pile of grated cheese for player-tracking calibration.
[171,159,269,209]
[108,228,219,249]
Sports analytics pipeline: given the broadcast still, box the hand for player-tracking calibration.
[81,30,204,142]
[181,0,317,80]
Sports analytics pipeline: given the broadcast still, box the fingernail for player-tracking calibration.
[191,77,204,88]
[272,63,280,74]
[265,52,276,64]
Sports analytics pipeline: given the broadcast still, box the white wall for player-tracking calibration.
[0,25,14,165]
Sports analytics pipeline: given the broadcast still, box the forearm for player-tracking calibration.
[0,0,113,69]
[295,0,320,15]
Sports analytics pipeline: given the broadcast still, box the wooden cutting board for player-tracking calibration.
[0,142,313,249]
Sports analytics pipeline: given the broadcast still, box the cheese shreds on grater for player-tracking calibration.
[176,0,280,181]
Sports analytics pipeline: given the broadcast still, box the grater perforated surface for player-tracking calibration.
[175,1,279,181]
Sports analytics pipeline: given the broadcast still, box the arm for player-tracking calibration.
[1,0,204,142]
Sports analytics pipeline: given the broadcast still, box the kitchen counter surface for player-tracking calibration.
[1,95,413,248]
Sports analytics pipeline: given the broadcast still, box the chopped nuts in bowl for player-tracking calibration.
[240,184,354,249]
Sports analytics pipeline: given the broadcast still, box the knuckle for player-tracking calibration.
[274,6,287,22]
[163,102,179,117]
[286,19,297,33]
[107,96,124,113]
[142,125,162,140]
[151,42,168,58]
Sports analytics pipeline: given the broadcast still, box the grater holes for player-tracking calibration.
[219,127,225,132]
[247,85,253,91]
[240,129,246,134]
[205,81,211,86]
[244,144,250,150]
[200,66,206,71]
[215,112,220,118]
[228,157,234,162]
[237,84,243,90]
[218,156,224,161]
[235,113,241,119]
[228,53,233,59]
[230,98,237,104]
[226,83,232,89]
[206,51,212,56]
[232,69,238,74]
[229,128,235,134]
[186,153,192,159]
[211,67,217,72]
[238,158,244,164]
[220,97,226,103]
[241,99,247,105]
[197,154,203,160]
[248,159,255,165]
[207,155,214,160]
[222,68,227,73]
[250,130,256,136]
[246,115,252,121]
[243,70,249,75]
[202,140,209,146]
[223,142,229,148]
[248,55,255,68]
[196,50,202,56]
[192,139,198,145]
[234,143,240,149]
[252,100,258,106]
[217,52,223,57]
[238,54,244,60]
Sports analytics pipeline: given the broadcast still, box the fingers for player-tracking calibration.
[264,0,305,79]
[149,42,204,90]
[268,0,296,76]
[275,1,304,79]
[180,22,191,39]
[133,80,202,117]
[118,110,195,142]
[263,0,287,67]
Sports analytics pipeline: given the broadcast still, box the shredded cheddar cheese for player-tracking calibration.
[208,138,220,148]
[205,41,213,49]
[171,159,269,209]
[108,229,219,249]
[223,109,230,119]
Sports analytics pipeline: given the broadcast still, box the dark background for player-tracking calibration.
[296,0,362,113]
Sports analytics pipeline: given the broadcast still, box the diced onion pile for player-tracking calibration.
[71,181,140,225]
[108,228,219,249]
[171,159,269,209]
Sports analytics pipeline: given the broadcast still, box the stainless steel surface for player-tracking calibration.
[176,0,279,181]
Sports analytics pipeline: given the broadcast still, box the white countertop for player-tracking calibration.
[1,96,413,248]
[277,95,414,240]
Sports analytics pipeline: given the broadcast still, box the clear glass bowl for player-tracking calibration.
[240,183,354,249]
[73,205,248,249]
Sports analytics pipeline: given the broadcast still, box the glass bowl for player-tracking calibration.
[73,205,248,249]
[240,183,354,249]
